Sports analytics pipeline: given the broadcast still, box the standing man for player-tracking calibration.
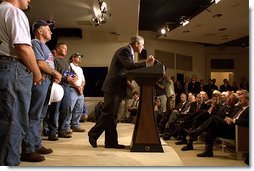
[47,42,76,141]
[0,0,43,166]
[21,20,62,162]
[88,35,155,149]
[67,53,86,132]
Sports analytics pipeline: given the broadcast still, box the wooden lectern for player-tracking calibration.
[126,64,165,152]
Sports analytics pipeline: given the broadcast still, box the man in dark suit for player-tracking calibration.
[185,91,249,157]
[88,35,155,149]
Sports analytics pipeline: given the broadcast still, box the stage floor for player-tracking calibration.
[20,122,183,166]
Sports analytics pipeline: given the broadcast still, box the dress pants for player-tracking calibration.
[89,92,122,146]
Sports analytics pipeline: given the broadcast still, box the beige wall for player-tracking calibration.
[58,31,248,84]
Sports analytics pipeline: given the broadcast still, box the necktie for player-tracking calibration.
[233,107,244,119]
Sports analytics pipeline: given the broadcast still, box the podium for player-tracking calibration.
[126,64,165,152]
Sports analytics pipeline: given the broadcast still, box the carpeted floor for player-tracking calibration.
[20,122,183,166]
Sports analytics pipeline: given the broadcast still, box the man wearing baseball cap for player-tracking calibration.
[21,19,62,162]
[67,52,86,132]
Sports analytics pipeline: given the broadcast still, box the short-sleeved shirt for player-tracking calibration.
[70,63,85,87]
[32,39,54,70]
[0,1,31,58]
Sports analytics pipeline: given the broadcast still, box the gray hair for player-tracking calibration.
[129,35,144,45]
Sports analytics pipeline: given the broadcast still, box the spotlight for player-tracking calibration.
[179,16,190,26]
[160,28,166,35]
[99,0,108,13]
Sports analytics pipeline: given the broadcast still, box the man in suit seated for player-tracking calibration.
[185,91,249,157]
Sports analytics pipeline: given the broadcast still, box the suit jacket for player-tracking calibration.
[235,107,249,127]
[102,46,146,97]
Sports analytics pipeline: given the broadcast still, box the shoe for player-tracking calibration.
[181,144,193,151]
[48,133,59,141]
[35,146,53,154]
[197,151,213,157]
[20,152,45,162]
[79,115,87,123]
[58,131,72,138]
[105,144,125,149]
[175,140,187,145]
[162,134,172,140]
[65,129,73,134]
[42,130,49,136]
[72,126,85,132]
[88,131,97,148]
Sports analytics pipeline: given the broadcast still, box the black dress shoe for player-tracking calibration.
[181,144,193,151]
[197,151,213,157]
[105,144,125,149]
[35,146,53,154]
[48,133,59,141]
[88,132,97,148]
[20,152,45,162]
[162,134,172,140]
[175,140,187,145]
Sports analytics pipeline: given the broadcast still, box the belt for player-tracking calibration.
[0,55,21,62]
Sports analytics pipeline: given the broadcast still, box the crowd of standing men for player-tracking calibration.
[0,0,86,165]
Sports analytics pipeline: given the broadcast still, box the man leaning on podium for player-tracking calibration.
[88,35,155,149]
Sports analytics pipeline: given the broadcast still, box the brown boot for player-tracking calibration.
[20,152,45,162]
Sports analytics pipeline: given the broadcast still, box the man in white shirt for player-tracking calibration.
[0,0,43,166]
[67,53,86,132]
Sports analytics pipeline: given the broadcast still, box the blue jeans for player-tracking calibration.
[22,77,51,153]
[67,88,84,128]
[48,83,71,134]
[0,59,32,166]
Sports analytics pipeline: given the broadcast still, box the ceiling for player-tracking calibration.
[7,0,248,47]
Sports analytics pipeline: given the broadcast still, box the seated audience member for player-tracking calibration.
[126,91,140,123]
[162,93,190,140]
[189,91,248,157]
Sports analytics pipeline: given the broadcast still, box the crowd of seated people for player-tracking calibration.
[153,75,249,164]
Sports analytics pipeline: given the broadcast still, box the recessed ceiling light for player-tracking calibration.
[212,13,223,18]
[219,28,227,31]
[182,30,190,33]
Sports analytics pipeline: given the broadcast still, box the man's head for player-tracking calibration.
[129,35,144,54]
[32,20,53,33]
[55,42,68,58]
[69,52,83,63]
[32,20,53,42]
[10,0,31,10]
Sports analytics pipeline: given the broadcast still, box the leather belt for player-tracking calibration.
[0,55,21,62]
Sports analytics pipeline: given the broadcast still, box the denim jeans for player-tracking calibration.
[48,83,71,134]
[22,77,51,153]
[66,88,84,128]
[0,59,32,166]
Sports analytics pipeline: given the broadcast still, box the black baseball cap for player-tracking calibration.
[32,20,54,33]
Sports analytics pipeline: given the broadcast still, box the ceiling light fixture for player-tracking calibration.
[179,16,190,26]
[160,24,170,35]
[92,0,111,26]
[211,0,221,4]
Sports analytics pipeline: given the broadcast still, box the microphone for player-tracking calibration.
[154,59,162,65]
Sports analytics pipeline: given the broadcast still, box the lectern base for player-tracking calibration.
[130,143,163,152]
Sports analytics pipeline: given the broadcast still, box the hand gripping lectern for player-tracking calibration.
[126,64,165,152]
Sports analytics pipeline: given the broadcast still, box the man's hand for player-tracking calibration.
[224,117,234,125]
[52,70,62,84]
[146,55,155,66]
[33,73,45,85]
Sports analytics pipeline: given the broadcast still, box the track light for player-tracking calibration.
[179,16,190,26]
[211,0,221,4]
[160,24,170,35]
[93,1,110,26]
[99,0,107,13]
